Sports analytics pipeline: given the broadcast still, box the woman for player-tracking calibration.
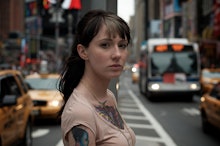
[58,9,136,146]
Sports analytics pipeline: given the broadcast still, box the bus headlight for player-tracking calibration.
[190,83,198,90]
[151,84,160,90]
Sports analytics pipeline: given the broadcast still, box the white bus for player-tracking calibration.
[139,38,201,101]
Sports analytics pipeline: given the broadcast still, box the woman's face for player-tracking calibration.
[85,24,128,79]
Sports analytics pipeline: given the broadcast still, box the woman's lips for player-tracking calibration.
[109,64,123,70]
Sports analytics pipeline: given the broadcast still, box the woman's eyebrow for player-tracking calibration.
[98,38,112,42]
[96,35,128,42]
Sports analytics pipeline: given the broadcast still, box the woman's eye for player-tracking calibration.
[119,44,128,49]
[100,43,110,48]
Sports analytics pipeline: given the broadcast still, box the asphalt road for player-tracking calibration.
[32,71,220,146]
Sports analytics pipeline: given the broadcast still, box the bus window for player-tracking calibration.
[175,52,198,75]
[151,51,198,76]
[151,53,172,76]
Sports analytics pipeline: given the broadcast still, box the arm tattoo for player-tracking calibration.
[71,126,89,146]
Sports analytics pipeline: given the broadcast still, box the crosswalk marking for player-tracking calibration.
[136,135,164,143]
[182,108,200,116]
[127,123,154,129]
[128,90,177,146]
[32,129,50,138]
[119,102,138,107]
[121,80,177,146]
[122,115,148,120]
[119,107,141,113]
[56,139,63,146]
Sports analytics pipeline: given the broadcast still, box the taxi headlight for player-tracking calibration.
[190,83,198,90]
[48,100,60,107]
[131,67,137,73]
[200,96,205,102]
[151,84,160,90]
[212,80,219,85]
[116,82,120,90]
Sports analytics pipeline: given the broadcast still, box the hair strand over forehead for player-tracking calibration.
[77,9,130,47]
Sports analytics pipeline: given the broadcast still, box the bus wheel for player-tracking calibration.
[146,92,154,101]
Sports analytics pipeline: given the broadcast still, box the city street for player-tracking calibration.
[1,1,220,146]
[32,71,220,146]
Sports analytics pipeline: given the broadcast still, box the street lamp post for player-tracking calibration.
[68,12,73,50]
[55,0,60,62]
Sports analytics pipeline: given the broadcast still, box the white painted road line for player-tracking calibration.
[127,123,154,129]
[120,102,138,108]
[182,108,200,116]
[119,107,141,113]
[32,129,50,138]
[56,139,64,146]
[122,114,148,120]
[136,135,165,143]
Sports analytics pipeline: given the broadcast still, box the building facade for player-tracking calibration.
[0,0,25,39]
[131,0,220,67]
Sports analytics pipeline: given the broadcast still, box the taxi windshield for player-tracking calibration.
[25,78,59,90]
[202,70,220,78]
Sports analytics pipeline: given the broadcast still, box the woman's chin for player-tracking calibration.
[110,73,122,78]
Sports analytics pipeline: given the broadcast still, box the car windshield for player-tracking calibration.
[202,70,220,78]
[25,78,59,90]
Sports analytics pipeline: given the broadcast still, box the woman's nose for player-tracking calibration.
[111,46,121,59]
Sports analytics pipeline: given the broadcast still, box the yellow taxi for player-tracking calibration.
[200,82,220,133]
[0,70,33,146]
[200,68,220,94]
[131,63,140,83]
[25,73,63,121]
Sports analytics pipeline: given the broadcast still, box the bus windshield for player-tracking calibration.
[151,51,198,76]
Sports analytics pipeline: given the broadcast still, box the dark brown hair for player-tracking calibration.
[58,9,131,117]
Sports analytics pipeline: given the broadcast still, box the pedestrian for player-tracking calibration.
[58,9,136,146]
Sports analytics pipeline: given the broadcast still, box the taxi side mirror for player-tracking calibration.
[2,95,17,106]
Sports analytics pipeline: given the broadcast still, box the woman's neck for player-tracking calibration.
[80,76,109,100]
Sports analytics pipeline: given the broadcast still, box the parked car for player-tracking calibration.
[0,63,11,70]
[0,70,33,146]
[200,68,220,94]
[200,82,220,133]
[25,73,63,121]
